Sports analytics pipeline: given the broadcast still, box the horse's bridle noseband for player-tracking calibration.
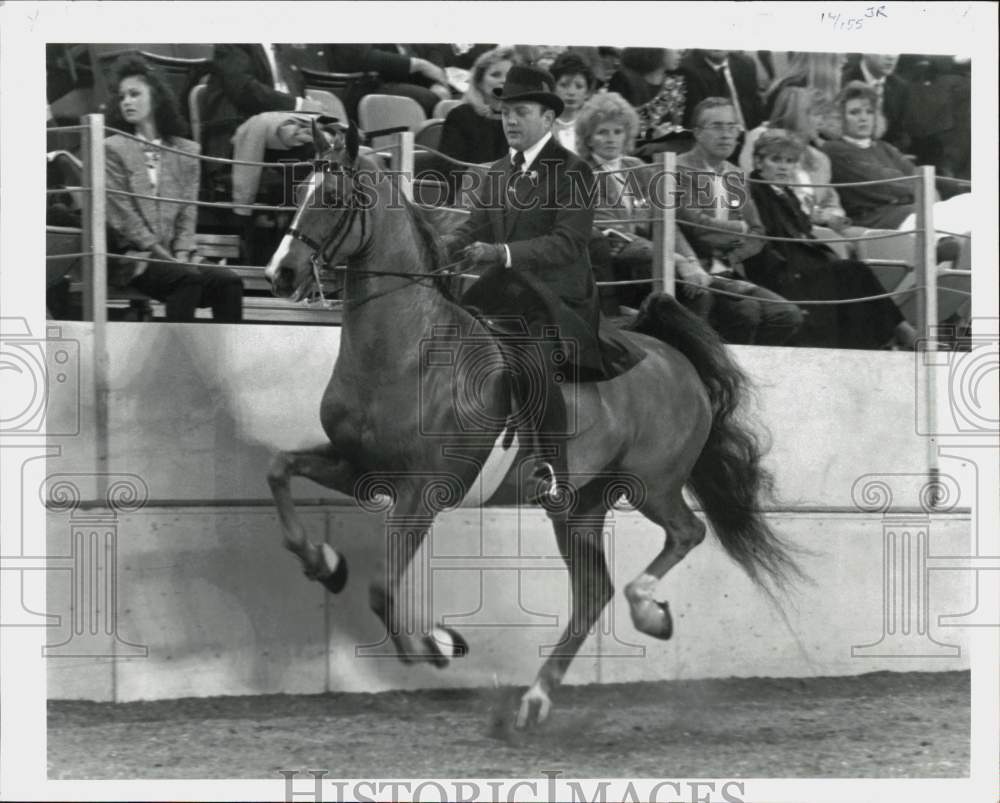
[286,162,371,304]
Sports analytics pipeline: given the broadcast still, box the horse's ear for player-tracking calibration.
[311,116,328,160]
[346,120,360,163]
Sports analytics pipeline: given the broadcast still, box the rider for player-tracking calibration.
[441,64,604,503]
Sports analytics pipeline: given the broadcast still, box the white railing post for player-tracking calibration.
[915,165,939,501]
[80,113,110,498]
[391,131,415,202]
[915,165,938,339]
[81,114,108,323]
[652,150,676,296]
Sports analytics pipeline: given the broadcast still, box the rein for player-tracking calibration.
[286,163,465,309]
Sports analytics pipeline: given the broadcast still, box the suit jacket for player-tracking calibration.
[104,134,200,284]
[841,64,912,151]
[447,135,605,373]
[674,149,765,273]
[680,52,765,130]
[202,44,311,158]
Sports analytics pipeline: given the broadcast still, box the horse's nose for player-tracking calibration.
[270,265,296,297]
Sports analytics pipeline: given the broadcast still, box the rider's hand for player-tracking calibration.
[682,265,712,298]
[462,242,506,269]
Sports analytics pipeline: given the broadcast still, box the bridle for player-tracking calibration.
[283,159,466,309]
[285,161,372,307]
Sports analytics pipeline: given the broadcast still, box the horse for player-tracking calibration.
[264,120,801,729]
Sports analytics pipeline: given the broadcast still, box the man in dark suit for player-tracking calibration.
[681,50,765,133]
[842,53,912,151]
[442,64,603,500]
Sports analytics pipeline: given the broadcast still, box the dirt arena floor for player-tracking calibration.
[48,670,969,779]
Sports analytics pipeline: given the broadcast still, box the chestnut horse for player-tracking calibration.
[264,121,799,728]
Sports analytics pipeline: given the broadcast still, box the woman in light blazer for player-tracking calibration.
[105,55,242,321]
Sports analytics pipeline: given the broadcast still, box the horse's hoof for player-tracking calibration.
[515,684,551,729]
[653,600,673,640]
[426,625,468,668]
[318,544,348,594]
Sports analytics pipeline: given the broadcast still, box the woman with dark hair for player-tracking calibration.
[746,130,915,349]
[105,55,243,322]
[608,48,691,157]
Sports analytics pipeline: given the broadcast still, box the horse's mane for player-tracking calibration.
[404,200,446,273]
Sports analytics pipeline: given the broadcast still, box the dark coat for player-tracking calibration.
[680,51,765,131]
[202,44,315,159]
[446,135,611,376]
[745,173,902,349]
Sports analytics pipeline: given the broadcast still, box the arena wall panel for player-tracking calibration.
[42,322,973,701]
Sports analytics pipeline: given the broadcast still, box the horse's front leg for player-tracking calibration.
[267,442,358,592]
[368,506,467,668]
[518,510,612,729]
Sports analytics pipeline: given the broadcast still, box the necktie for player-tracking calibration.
[512,150,525,173]
[719,62,747,131]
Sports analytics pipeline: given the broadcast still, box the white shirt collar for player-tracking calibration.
[842,134,873,148]
[509,132,553,172]
[707,56,728,71]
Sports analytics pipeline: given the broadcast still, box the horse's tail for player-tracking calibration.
[629,293,803,591]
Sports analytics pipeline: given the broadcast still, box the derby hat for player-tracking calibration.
[492,64,564,116]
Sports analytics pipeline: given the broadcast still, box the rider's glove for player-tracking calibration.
[462,242,506,269]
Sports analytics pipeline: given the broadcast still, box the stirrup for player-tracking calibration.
[529,461,560,503]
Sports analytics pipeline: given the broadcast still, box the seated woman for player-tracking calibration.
[575,92,707,313]
[824,80,972,236]
[438,46,519,202]
[608,48,692,159]
[745,130,915,349]
[740,87,853,234]
[105,55,243,322]
[549,52,596,153]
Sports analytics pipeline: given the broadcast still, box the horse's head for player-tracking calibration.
[265,117,367,301]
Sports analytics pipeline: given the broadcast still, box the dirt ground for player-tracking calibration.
[48,670,969,780]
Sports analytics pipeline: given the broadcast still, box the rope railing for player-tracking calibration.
[47,124,87,133]
[676,217,923,244]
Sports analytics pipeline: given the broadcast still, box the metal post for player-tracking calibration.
[651,150,676,296]
[81,114,110,498]
[81,114,108,323]
[391,131,415,202]
[914,165,939,502]
[915,165,938,338]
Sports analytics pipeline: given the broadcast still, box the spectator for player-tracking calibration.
[740,87,852,234]
[675,98,802,346]
[104,55,243,322]
[681,50,765,133]
[362,44,455,114]
[609,48,692,157]
[575,92,706,313]
[570,46,621,92]
[438,46,521,202]
[549,52,596,153]
[763,51,846,134]
[745,130,915,349]
[842,53,911,151]
[824,82,972,250]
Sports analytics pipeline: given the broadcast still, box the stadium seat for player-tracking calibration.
[357,94,426,151]
[432,98,462,120]
[188,82,207,144]
[414,119,445,151]
[304,88,348,121]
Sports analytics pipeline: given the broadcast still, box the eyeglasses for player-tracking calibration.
[699,122,742,133]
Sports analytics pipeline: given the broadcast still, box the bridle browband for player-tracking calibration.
[284,160,463,309]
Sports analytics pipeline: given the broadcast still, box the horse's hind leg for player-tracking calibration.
[625,490,706,640]
[518,496,613,728]
[268,443,358,591]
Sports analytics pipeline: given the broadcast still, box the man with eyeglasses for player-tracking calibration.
[675,97,803,346]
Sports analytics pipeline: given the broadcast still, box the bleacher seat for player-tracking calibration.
[304,88,348,121]
[432,99,462,120]
[357,94,426,151]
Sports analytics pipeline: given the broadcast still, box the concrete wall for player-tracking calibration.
[42,322,973,701]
